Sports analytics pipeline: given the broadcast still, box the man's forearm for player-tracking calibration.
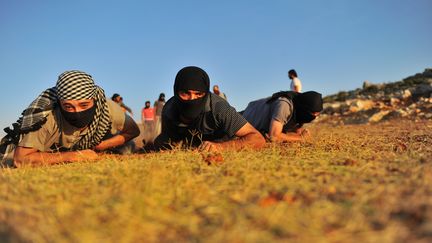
[271,132,302,142]
[95,134,127,151]
[14,151,81,167]
[217,133,265,150]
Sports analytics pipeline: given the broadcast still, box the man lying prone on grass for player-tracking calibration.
[241,91,323,142]
[0,70,140,167]
[153,66,265,152]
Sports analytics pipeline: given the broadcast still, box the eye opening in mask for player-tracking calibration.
[178,90,206,101]
[59,99,95,112]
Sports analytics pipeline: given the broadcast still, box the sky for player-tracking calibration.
[0,0,431,133]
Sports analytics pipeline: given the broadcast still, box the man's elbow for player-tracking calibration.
[13,154,30,168]
[13,158,23,168]
[152,133,173,151]
[13,148,30,167]
[255,134,266,148]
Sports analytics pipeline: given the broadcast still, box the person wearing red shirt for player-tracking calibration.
[141,101,155,142]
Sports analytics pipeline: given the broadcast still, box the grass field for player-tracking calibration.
[1,120,431,242]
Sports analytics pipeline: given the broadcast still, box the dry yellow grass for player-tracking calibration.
[0,120,431,242]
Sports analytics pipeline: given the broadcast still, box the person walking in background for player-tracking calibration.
[213,85,227,101]
[154,66,265,152]
[288,69,302,93]
[242,91,323,143]
[111,93,134,116]
[0,70,140,167]
[153,93,165,136]
[141,101,155,142]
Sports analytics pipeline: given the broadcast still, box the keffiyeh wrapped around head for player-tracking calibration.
[3,70,111,150]
[56,71,98,100]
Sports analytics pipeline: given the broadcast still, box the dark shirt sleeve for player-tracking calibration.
[120,114,140,141]
[153,113,180,150]
[214,101,248,137]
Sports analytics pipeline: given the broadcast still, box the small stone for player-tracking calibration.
[369,110,391,123]
[390,97,400,106]
[397,109,409,117]
[349,99,375,113]
[204,153,224,165]
[342,158,358,166]
[402,89,412,99]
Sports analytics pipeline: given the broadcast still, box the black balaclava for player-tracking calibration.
[159,93,165,102]
[174,66,210,121]
[293,91,323,124]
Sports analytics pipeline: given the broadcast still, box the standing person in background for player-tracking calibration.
[153,93,166,136]
[111,93,134,116]
[288,69,302,93]
[213,85,227,101]
[141,101,155,142]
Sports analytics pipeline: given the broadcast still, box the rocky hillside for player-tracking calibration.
[317,68,432,124]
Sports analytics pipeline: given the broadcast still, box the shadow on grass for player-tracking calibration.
[0,224,25,243]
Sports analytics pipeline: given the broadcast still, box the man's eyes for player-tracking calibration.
[63,103,91,110]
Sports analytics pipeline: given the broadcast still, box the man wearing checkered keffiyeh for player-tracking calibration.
[0,70,140,167]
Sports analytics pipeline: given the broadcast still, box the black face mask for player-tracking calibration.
[173,66,211,123]
[292,91,323,124]
[295,108,316,124]
[175,95,207,122]
[60,105,96,128]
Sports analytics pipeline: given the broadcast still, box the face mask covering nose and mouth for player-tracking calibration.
[173,66,210,121]
[60,105,96,128]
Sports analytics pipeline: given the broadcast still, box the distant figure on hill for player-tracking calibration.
[242,91,323,142]
[153,93,166,136]
[153,66,265,152]
[0,70,140,167]
[289,69,302,93]
[111,93,134,116]
[213,85,227,100]
[141,101,155,142]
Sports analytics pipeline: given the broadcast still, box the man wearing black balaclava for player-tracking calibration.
[241,91,323,142]
[153,66,265,152]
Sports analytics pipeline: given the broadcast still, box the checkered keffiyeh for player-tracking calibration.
[2,70,112,150]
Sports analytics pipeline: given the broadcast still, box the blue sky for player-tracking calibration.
[1,0,431,132]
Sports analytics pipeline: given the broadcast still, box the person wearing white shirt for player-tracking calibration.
[289,69,302,93]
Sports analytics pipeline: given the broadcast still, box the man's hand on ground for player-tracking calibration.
[198,141,222,153]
